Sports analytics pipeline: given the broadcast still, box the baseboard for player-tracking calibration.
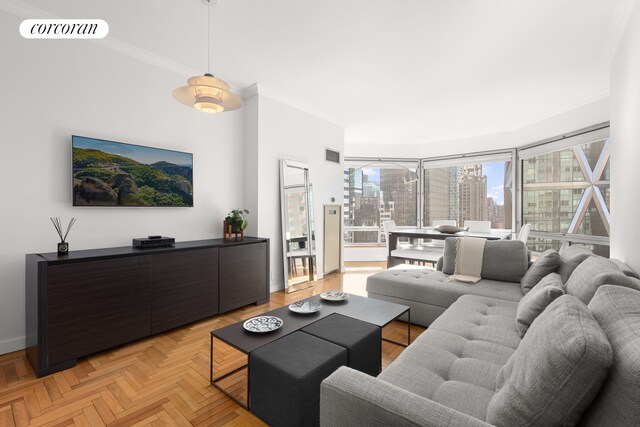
[0,336,26,356]
[270,281,285,293]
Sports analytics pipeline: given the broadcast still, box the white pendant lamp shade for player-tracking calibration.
[173,73,243,113]
[172,0,242,114]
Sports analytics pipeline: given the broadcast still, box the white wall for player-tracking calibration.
[0,12,244,354]
[244,89,345,291]
[610,3,640,272]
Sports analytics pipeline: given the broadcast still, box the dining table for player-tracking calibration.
[387,228,513,267]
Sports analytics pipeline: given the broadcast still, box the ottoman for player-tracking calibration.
[302,313,381,376]
[249,331,347,427]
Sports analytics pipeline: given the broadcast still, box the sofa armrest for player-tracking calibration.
[320,367,493,427]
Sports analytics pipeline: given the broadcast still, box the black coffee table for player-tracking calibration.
[209,293,410,409]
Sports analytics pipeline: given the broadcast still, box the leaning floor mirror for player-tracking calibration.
[279,159,316,292]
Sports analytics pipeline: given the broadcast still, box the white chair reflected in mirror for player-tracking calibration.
[383,220,441,267]
[286,232,315,275]
[517,223,531,243]
[464,220,492,233]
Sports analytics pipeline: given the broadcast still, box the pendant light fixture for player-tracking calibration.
[173,0,242,113]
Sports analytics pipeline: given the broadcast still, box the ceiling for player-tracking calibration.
[9,0,636,144]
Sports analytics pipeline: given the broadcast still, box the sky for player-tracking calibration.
[484,162,505,205]
[73,136,193,166]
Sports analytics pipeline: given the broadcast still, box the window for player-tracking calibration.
[343,161,419,244]
[519,126,610,256]
[422,154,514,230]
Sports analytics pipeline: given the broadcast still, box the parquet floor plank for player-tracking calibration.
[0,262,425,425]
[160,402,192,427]
[0,406,16,427]
[90,396,116,425]
[11,398,30,426]
[98,390,124,416]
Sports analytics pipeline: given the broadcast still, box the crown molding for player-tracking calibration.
[243,83,259,99]
[246,83,345,127]
[600,0,638,68]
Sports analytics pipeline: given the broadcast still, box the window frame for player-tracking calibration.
[516,123,610,253]
[420,149,516,231]
[343,158,420,246]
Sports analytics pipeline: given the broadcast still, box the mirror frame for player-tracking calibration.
[279,159,316,292]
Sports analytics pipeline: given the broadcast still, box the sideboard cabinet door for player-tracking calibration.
[150,248,219,334]
[219,242,268,313]
[46,257,150,366]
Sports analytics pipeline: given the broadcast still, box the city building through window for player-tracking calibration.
[519,126,610,256]
[343,154,514,245]
[343,125,610,253]
[343,161,419,244]
[422,156,513,231]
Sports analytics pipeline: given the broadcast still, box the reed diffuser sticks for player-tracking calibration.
[50,217,76,242]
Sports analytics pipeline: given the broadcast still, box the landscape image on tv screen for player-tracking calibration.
[72,135,193,207]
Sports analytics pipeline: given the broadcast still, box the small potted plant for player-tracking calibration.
[225,208,249,232]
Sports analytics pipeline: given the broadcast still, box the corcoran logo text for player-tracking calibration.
[19,19,109,39]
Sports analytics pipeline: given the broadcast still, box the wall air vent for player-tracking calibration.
[325,149,340,164]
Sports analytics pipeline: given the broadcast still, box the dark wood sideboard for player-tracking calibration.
[25,237,269,377]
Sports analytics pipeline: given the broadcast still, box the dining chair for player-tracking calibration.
[517,223,531,243]
[464,220,492,233]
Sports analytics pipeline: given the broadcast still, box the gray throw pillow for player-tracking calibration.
[481,240,529,283]
[557,245,592,283]
[442,238,528,282]
[434,225,467,233]
[488,295,613,427]
[581,285,640,426]
[609,258,640,279]
[520,249,560,294]
[442,237,457,275]
[516,272,563,337]
[564,255,640,304]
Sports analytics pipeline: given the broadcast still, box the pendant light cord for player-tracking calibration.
[207,0,211,74]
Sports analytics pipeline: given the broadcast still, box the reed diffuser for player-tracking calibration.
[50,217,76,255]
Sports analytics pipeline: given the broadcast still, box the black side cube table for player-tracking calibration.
[302,313,382,376]
[249,331,347,427]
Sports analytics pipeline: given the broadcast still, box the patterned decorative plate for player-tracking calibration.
[288,300,323,314]
[243,316,284,333]
[320,291,349,301]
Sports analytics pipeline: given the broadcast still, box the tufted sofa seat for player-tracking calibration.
[321,245,640,426]
[377,295,519,420]
[367,268,523,326]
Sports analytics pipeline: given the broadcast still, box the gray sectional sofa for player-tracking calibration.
[320,242,640,426]
[366,239,531,326]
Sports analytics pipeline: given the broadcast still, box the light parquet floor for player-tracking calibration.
[0,262,425,426]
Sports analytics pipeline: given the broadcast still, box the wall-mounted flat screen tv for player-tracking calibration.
[72,135,193,207]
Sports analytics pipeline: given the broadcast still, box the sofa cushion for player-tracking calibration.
[581,285,640,426]
[564,255,640,304]
[515,272,564,337]
[557,245,592,283]
[378,295,519,420]
[366,268,524,311]
[443,238,529,282]
[610,258,640,279]
[487,295,612,426]
[520,249,560,294]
